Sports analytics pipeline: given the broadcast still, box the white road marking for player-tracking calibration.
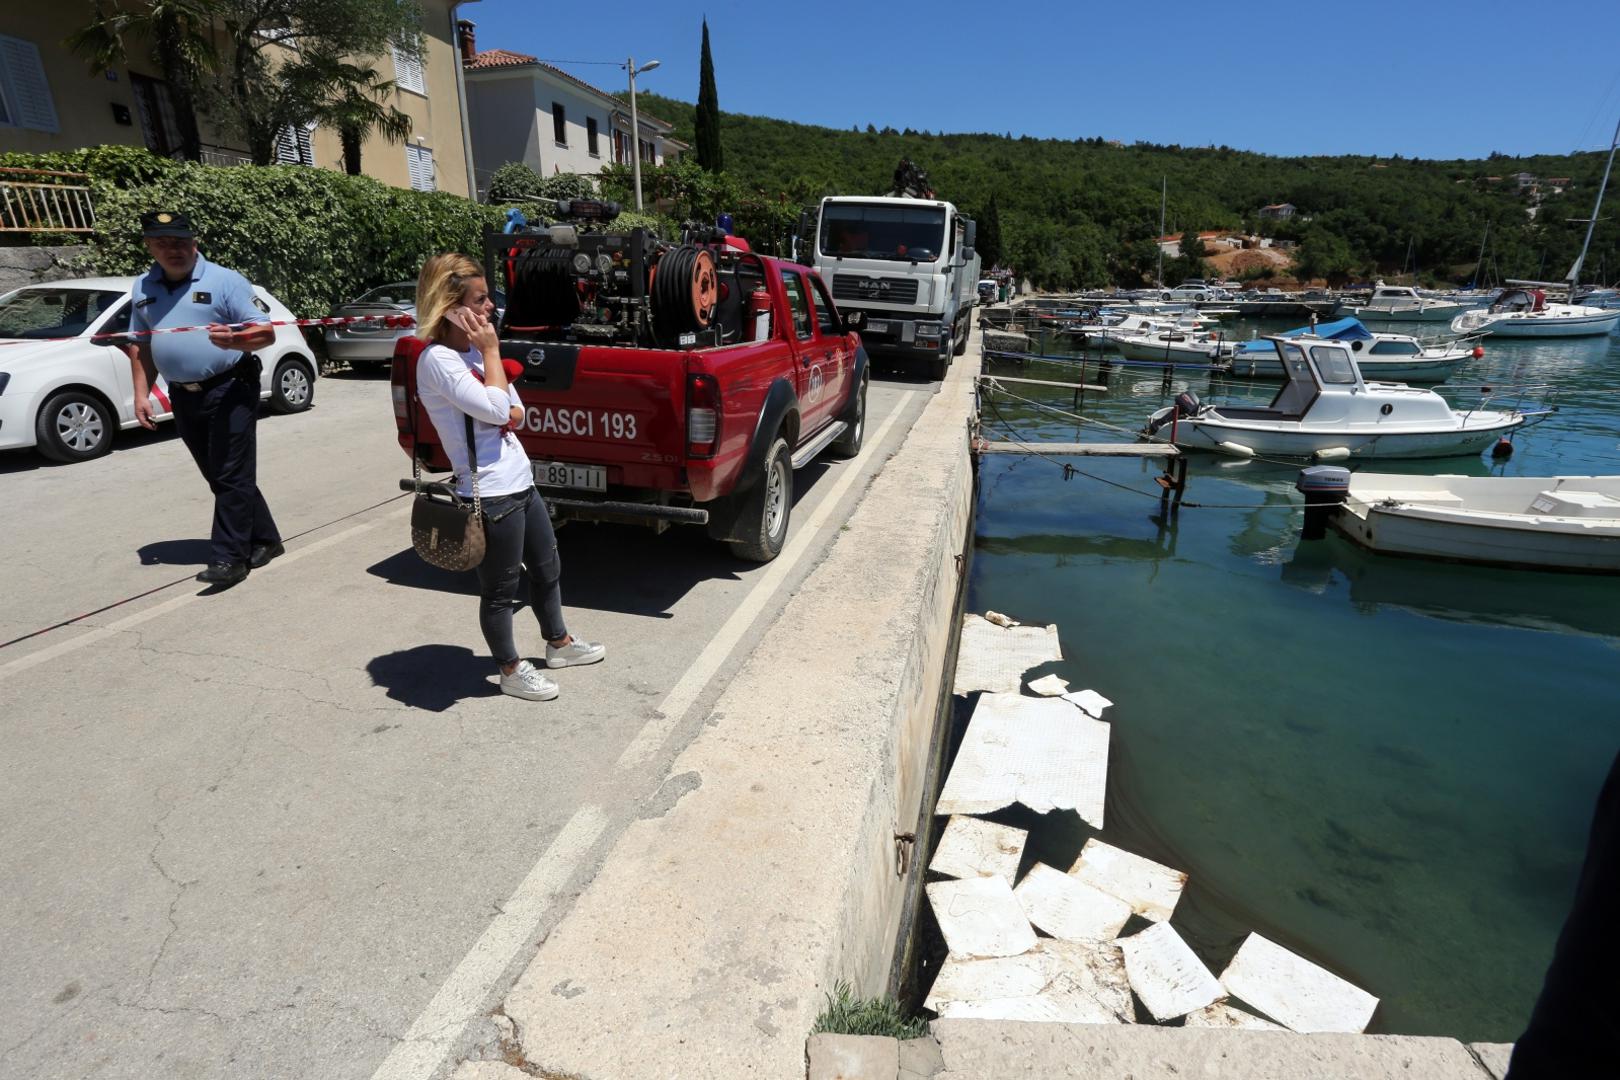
[0,512,401,683]
[367,805,608,1080]
[615,396,911,771]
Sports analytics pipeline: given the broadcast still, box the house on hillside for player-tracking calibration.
[0,2,477,196]
[1257,202,1296,221]
[461,30,687,200]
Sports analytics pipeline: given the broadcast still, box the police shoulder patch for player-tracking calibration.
[192,290,212,304]
[252,296,270,313]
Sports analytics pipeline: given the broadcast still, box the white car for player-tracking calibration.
[0,276,317,463]
[1161,283,1214,302]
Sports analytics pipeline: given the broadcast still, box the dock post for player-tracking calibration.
[1171,456,1189,511]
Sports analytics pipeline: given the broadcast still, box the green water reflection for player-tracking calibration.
[968,319,1620,1040]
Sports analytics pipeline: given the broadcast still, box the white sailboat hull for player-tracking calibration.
[1331,474,1620,571]
[1450,308,1620,338]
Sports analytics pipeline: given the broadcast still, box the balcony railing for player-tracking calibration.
[0,168,96,234]
[198,144,253,167]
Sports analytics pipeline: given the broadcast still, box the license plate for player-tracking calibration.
[533,461,606,491]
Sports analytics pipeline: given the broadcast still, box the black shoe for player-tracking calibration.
[248,542,285,569]
[196,562,249,586]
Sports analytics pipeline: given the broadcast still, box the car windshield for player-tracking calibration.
[0,287,127,340]
[819,203,947,263]
[355,283,416,306]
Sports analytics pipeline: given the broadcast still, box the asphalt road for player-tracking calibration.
[0,365,936,1080]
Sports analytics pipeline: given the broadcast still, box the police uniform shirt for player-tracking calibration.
[130,254,270,383]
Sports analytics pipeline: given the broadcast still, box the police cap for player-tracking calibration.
[140,211,197,238]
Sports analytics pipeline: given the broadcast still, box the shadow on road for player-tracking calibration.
[137,538,214,566]
[366,548,482,596]
[367,643,496,711]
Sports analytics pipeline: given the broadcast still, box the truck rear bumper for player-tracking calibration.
[397,478,709,527]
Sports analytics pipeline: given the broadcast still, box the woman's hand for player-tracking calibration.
[446,306,501,359]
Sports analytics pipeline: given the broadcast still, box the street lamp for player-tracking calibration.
[625,57,660,211]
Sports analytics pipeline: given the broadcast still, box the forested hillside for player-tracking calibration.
[635,91,1619,291]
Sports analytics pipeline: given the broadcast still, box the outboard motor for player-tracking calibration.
[1296,465,1352,541]
[1174,390,1201,418]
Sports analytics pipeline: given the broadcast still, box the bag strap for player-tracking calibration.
[464,413,481,516]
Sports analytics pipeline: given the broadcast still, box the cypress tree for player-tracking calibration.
[695,19,723,172]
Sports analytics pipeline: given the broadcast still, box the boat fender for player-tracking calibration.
[1313,447,1353,462]
[1472,346,1485,359]
[1491,437,1515,459]
[1216,441,1256,458]
[1296,465,1352,540]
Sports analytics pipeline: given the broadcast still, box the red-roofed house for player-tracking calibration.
[461,27,687,199]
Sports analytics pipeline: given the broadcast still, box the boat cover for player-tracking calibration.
[1234,317,1373,355]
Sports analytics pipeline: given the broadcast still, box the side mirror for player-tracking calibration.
[962,219,977,250]
[844,310,866,332]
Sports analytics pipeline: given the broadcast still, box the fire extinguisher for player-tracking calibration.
[749,287,772,341]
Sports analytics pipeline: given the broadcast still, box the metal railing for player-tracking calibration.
[0,168,96,233]
[198,144,253,167]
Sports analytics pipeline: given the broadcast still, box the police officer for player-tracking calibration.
[127,211,283,587]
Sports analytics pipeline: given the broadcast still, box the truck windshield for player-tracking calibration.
[819,203,947,263]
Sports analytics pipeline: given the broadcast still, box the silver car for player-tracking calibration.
[323,282,417,367]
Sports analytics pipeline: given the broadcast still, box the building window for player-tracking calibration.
[0,35,60,133]
[130,73,184,158]
[552,102,567,146]
[613,129,628,163]
[406,144,435,191]
[392,45,425,95]
[274,123,315,166]
[639,138,654,163]
[587,116,599,157]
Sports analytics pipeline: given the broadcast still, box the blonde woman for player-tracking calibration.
[414,254,604,700]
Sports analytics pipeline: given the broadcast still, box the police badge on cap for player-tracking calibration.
[140,211,196,238]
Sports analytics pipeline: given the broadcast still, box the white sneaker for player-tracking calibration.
[546,638,606,668]
[500,660,559,701]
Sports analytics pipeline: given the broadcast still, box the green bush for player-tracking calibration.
[486,162,599,206]
[6,147,506,317]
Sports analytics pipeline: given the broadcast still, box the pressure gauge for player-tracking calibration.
[572,252,593,274]
[596,253,614,274]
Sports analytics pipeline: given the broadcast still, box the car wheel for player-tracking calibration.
[830,371,867,459]
[270,356,315,413]
[35,389,115,463]
[729,437,792,563]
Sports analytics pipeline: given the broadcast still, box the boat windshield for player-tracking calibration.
[1310,344,1358,384]
[819,203,948,263]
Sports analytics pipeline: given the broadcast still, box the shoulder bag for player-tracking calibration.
[410,406,487,572]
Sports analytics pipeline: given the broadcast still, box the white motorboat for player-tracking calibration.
[1115,328,1237,364]
[1143,334,1523,460]
[1449,285,1620,338]
[1086,310,1213,349]
[1223,316,1479,383]
[1320,472,1620,572]
[1337,283,1470,323]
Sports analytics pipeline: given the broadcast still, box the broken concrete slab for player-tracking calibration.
[953,616,1061,695]
[808,1032,900,1080]
[1068,839,1186,923]
[1468,1042,1513,1080]
[925,941,1131,1026]
[1118,922,1224,1022]
[935,693,1109,826]
[1013,863,1132,943]
[929,816,1027,887]
[929,1020,1502,1078]
[1061,689,1113,719]
[898,1034,945,1080]
[1183,1001,1286,1031]
[926,876,1037,958]
[1218,933,1378,1034]
[1027,674,1070,697]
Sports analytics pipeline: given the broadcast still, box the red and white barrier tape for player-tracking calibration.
[0,312,416,348]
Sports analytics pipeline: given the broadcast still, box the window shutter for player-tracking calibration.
[407,145,434,191]
[276,123,315,166]
[392,46,425,94]
[0,35,60,133]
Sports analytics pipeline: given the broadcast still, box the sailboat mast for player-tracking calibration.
[1567,115,1620,291]
[1472,221,1490,288]
[1157,176,1166,288]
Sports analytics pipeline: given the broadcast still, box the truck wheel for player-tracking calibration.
[730,437,792,563]
[952,319,968,356]
[830,371,867,458]
[929,352,950,380]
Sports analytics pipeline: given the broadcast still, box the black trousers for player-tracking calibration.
[1508,749,1620,1078]
[170,365,280,566]
[475,487,567,666]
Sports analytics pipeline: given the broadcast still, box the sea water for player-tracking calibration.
[967,319,1620,1040]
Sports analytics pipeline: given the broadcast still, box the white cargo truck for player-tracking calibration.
[808,195,980,379]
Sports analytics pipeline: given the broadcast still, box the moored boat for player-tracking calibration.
[1223,316,1478,383]
[1337,283,1471,323]
[1115,328,1237,364]
[1449,285,1620,338]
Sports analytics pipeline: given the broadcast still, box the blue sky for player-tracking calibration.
[465,1,1620,160]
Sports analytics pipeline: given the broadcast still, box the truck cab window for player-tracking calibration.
[781,271,814,340]
[809,276,840,335]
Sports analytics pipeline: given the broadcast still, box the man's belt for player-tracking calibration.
[177,354,259,392]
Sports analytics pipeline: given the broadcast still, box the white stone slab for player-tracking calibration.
[1068,839,1187,923]
[1218,932,1378,1034]
[935,693,1109,826]
[1013,864,1132,943]
[1117,922,1224,1022]
[1061,689,1113,719]
[1183,1001,1286,1031]
[926,876,1037,959]
[925,940,1132,1025]
[929,816,1027,887]
[1027,674,1070,697]
[953,615,1062,695]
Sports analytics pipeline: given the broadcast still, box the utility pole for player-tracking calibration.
[625,56,661,212]
[1157,176,1166,289]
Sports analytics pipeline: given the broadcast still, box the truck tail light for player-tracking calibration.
[687,373,721,458]
[392,384,408,420]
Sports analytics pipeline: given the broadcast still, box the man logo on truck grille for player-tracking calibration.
[526,348,547,365]
[858,279,890,293]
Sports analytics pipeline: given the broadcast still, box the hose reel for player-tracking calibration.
[650,244,719,346]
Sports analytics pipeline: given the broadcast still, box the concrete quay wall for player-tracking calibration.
[500,347,983,1077]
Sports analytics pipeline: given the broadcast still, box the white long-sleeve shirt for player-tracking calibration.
[415,343,533,497]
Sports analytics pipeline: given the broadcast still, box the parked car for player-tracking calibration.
[0,277,317,464]
[325,282,505,367]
